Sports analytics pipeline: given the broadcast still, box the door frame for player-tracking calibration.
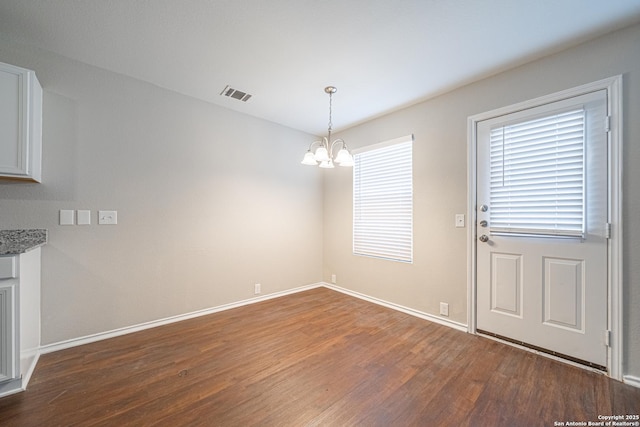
[466,76,623,380]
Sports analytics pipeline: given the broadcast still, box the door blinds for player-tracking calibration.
[353,136,413,263]
[489,109,586,237]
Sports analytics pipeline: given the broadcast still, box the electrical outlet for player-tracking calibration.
[331,274,337,284]
[440,302,449,317]
[98,210,118,225]
[254,283,261,294]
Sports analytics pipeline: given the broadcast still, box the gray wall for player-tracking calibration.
[0,39,324,345]
[323,23,640,379]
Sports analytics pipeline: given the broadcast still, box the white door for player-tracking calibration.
[476,90,609,368]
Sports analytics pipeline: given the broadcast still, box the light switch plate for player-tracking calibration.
[60,210,75,225]
[77,210,91,225]
[455,214,465,228]
[98,210,118,225]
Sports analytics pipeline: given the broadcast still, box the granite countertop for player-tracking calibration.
[0,229,48,256]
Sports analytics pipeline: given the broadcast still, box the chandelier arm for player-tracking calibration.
[329,138,346,157]
[307,139,325,152]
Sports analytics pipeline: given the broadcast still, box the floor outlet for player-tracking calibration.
[254,283,261,294]
[440,302,449,317]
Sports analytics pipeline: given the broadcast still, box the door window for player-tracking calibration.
[489,109,586,238]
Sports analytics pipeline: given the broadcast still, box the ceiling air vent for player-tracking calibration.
[220,85,252,102]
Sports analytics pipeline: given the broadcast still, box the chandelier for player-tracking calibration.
[301,86,354,168]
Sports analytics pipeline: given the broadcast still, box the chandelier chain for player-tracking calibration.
[327,91,333,133]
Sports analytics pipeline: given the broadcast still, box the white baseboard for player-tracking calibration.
[323,283,468,332]
[40,283,323,354]
[0,379,22,399]
[28,282,640,390]
[40,281,468,355]
[623,374,640,389]
[20,349,41,389]
[0,350,42,397]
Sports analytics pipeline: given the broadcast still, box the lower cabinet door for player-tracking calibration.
[0,284,17,383]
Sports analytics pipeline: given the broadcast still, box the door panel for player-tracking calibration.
[543,257,584,332]
[491,253,522,317]
[476,90,608,367]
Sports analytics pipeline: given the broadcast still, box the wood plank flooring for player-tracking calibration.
[0,287,638,426]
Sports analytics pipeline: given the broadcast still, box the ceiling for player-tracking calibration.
[1,0,640,136]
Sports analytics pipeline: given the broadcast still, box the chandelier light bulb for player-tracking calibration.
[314,146,330,162]
[301,151,318,165]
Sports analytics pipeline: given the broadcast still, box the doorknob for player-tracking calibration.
[479,235,489,243]
[479,220,488,227]
[480,205,489,212]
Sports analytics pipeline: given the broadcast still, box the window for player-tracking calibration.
[353,135,413,263]
[489,109,586,237]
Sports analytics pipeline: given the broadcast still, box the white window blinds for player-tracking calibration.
[353,135,413,263]
[489,109,586,237]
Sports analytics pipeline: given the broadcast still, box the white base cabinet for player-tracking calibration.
[0,248,41,397]
[0,61,43,182]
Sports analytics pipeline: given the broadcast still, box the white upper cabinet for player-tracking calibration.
[0,61,42,182]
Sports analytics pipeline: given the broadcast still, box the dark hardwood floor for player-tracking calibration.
[1,287,638,426]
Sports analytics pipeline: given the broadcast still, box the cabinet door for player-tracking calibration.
[0,61,42,182]
[0,284,17,383]
[0,64,26,176]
